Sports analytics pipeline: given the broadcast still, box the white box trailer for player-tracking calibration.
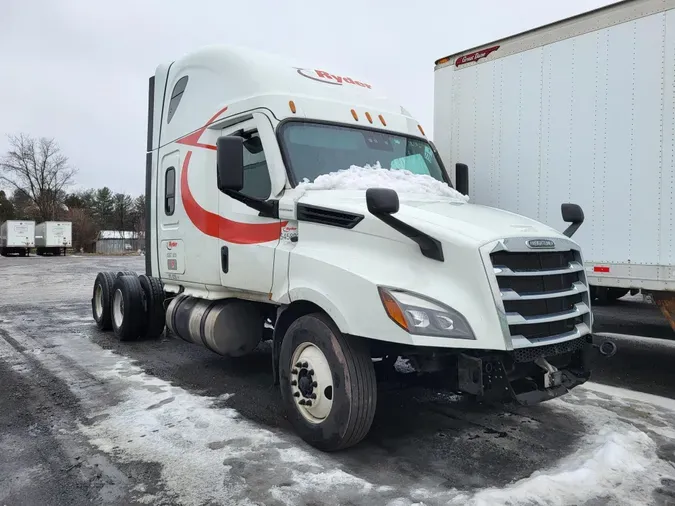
[0,220,35,257]
[35,221,72,256]
[433,0,675,332]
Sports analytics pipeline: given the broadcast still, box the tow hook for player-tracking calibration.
[594,339,617,358]
[534,357,563,388]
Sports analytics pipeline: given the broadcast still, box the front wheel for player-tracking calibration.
[279,313,377,451]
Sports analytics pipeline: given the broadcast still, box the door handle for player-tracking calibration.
[221,246,229,273]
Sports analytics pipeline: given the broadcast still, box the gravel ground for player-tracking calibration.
[1,254,675,506]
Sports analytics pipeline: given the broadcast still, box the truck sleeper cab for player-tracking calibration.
[90,45,613,451]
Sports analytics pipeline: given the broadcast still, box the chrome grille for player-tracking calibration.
[486,243,592,348]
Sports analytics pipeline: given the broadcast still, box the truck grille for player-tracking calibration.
[489,249,590,343]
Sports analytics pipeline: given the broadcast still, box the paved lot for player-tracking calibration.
[1,255,675,505]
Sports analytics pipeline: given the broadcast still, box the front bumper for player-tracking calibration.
[457,335,592,405]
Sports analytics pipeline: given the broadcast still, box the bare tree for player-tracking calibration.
[67,207,98,253]
[0,133,76,221]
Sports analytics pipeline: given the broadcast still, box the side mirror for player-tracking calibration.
[216,135,244,192]
[561,203,584,238]
[366,188,399,215]
[455,163,469,196]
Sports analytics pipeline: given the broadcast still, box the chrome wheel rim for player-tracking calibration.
[112,289,124,328]
[94,284,103,319]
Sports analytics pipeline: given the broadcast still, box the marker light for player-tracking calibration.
[379,289,409,332]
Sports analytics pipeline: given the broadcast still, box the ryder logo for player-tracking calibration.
[455,45,500,67]
[167,241,179,250]
[296,68,372,89]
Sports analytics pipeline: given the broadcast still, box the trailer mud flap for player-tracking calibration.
[653,292,675,333]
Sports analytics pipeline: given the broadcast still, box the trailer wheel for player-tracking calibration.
[138,274,166,339]
[92,271,117,330]
[607,287,629,302]
[593,286,629,305]
[111,275,145,342]
[279,313,377,451]
[117,270,137,278]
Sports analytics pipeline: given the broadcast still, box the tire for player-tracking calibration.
[607,288,629,302]
[138,274,166,339]
[111,275,145,341]
[92,271,117,330]
[117,270,137,278]
[279,313,377,451]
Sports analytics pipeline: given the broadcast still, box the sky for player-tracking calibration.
[1,0,617,196]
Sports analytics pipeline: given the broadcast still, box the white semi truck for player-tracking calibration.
[433,0,675,332]
[90,45,614,451]
[35,221,72,256]
[0,220,35,257]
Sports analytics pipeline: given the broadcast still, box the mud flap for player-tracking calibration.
[457,354,513,400]
[457,354,483,395]
[653,292,675,333]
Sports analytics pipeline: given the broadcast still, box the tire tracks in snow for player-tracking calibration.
[0,326,156,505]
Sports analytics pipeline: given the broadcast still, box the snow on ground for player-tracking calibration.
[402,388,675,506]
[296,163,469,202]
[2,316,675,505]
[449,416,662,506]
[0,323,387,506]
[582,381,675,412]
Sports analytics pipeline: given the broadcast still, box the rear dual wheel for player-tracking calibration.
[92,271,117,330]
[91,271,165,340]
[279,313,377,451]
[112,275,145,341]
[138,274,166,339]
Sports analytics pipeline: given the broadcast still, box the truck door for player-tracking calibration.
[218,118,282,295]
[157,149,186,279]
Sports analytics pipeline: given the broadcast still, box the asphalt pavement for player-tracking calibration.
[1,255,675,506]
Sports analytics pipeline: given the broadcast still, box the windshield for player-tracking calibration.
[279,121,449,185]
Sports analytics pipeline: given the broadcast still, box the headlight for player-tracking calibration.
[378,287,475,339]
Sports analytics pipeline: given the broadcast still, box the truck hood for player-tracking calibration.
[295,190,566,245]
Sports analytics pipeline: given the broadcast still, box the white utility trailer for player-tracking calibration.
[35,221,72,256]
[0,220,35,257]
[433,0,675,332]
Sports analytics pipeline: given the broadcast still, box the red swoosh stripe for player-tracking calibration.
[181,151,286,244]
[176,106,229,150]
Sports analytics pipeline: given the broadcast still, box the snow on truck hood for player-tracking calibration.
[295,166,564,245]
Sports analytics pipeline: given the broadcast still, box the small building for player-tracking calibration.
[95,230,143,254]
